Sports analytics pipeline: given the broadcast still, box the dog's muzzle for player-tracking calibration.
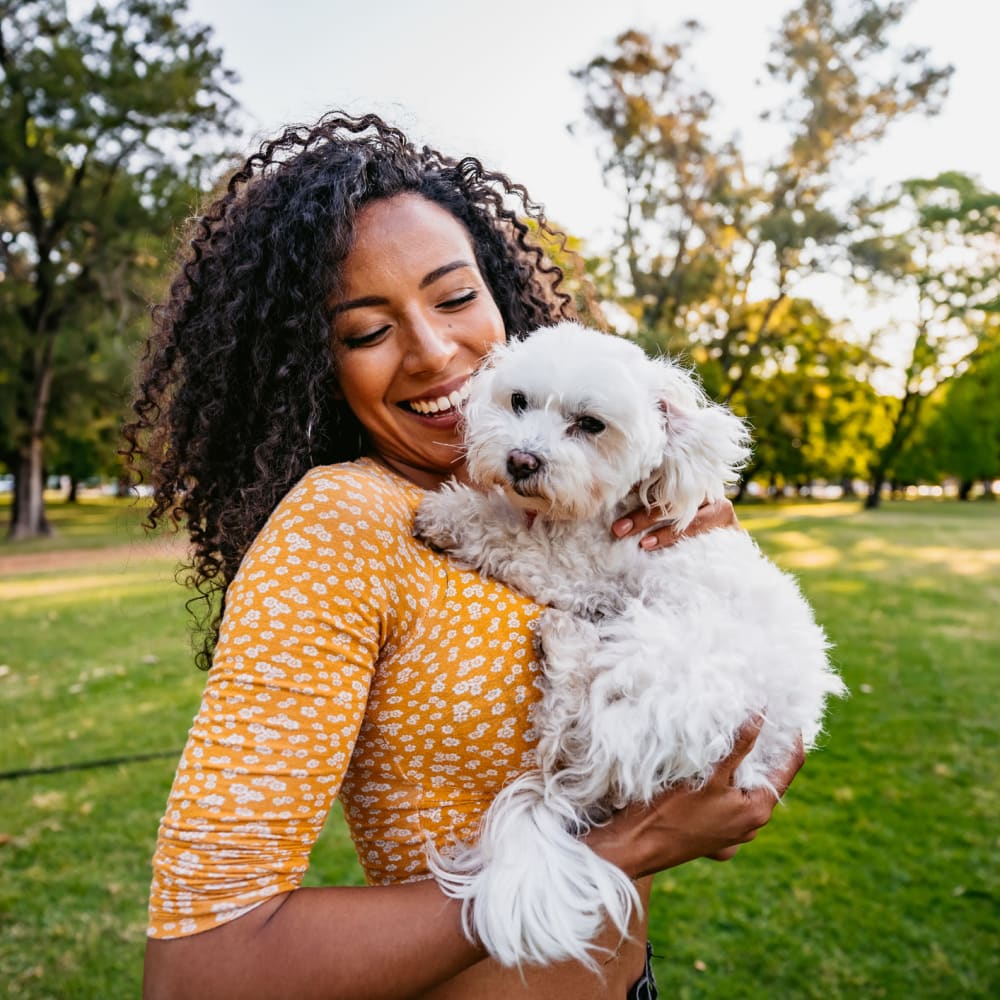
[506,449,543,483]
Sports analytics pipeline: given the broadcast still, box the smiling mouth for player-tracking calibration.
[401,381,471,417]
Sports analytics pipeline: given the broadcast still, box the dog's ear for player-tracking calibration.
[638,361,752,530]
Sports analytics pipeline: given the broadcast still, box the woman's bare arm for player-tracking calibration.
[144,879,486,1000]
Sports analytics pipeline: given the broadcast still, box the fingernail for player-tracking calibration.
[640,535,658,550]
[612,518,633,538]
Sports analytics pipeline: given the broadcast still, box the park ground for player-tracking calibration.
[0,496,997,998]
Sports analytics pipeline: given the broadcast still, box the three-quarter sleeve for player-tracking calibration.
[147,466,401,938]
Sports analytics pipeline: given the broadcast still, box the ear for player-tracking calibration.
[638,363,752,530]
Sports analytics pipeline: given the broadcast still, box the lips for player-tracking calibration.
[400,379,471,417]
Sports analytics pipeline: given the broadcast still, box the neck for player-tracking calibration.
[369,453,464,491]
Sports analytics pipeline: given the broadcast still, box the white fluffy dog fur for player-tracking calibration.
[414,323,846,970]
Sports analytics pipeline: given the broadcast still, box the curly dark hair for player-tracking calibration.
[122,111,577,668]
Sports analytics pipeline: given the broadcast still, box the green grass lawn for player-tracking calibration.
[1,497,997,997]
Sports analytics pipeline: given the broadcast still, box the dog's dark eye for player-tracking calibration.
[575,415,606,435]
[511,391,528,414]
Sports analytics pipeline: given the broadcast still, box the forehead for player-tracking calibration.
[341,193,475,288]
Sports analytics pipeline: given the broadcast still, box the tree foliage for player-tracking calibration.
[0,0,238,538]
[572,1,959,497]
[912,337,1000,498]
[708,299,889,494]
[848,172,1000,505]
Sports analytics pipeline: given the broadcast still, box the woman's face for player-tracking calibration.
[330,193,506,489]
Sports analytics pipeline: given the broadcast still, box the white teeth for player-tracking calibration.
[407,381,471,415]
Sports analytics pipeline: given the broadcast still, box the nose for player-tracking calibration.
[402,313,457,374]
[507,449,542,482]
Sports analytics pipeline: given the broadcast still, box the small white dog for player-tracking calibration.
[414,323,846,969]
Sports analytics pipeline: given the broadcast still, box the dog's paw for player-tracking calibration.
[413,490,468,552]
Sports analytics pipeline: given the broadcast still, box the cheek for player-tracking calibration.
[474,298,506,351]
[334,350,391,409]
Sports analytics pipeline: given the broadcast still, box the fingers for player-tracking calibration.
[610,508,658,539]
[769,734,805,799]
[716,715,764,785]
[611,499,740,550]
[707,846,741,862]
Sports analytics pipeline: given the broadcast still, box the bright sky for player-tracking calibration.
[185,0,996,256]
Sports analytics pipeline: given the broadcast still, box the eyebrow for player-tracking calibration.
[330,259,475,315]
[419,259,474,289]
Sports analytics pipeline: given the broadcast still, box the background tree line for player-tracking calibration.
[570,3,999,509]
[0,0,236,539]
[2,0,998,540]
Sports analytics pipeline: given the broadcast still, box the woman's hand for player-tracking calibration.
[585,718,805,879]
[611,498,739,551]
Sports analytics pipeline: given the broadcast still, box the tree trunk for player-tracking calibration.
[958,479,973,501]
[864,377,927,514]
[9,318,58,540]
[864,476,884,510]
[8,439,53,539]
[67,476,79,503]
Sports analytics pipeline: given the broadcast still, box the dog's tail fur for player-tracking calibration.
[426,770,641,969]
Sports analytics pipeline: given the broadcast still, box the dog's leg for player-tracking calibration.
[534,610,608,784]
[427,769,640,970]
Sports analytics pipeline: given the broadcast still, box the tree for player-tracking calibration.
[918,341,1000,499]
[718,300,886,495]
[848,172,1000,506]
[572,1,951,471]
[0,0,237,539]
[44,296,148,500]
[641,294,886,497]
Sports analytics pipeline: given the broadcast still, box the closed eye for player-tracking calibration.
[511,391,528,414]
[439,290,477,309]
[343,326,390,349]
[574,415,606,435]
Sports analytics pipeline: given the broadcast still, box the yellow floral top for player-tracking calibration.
[147,458,542,938]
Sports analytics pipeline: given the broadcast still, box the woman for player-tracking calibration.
[126,111,802,999]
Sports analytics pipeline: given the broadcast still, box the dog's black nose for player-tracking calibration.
[507,449,542,482]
